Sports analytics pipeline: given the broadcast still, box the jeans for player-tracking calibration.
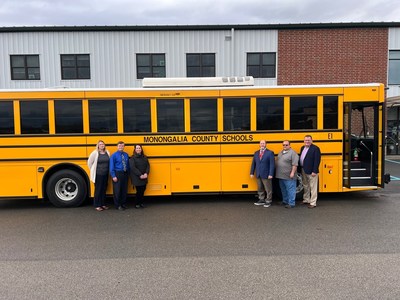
[279,179,296,207]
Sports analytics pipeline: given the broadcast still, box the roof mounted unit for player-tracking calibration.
[142,76,254,88]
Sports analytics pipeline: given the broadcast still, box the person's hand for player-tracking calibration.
[112,177,118,182]
[250,175,254,178]
[268,175,273,179]
[311,172,317,177]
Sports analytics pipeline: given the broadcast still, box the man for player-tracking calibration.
[299,135,321,208]
[109,141,130,210]
[276,140,299,208]
[250,140,275,208]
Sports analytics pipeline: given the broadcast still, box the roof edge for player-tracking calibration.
[1,22,400,32]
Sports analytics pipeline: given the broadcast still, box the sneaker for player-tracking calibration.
[265,200,272,204]
[254,200,266,206]
[285,205,295,209]
[263,203,271,208]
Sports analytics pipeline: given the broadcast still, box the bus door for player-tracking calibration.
[343,102,383,188]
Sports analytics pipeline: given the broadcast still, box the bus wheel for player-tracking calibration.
[46,170,87,207]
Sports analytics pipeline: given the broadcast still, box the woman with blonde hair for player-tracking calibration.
[87,140,110,211]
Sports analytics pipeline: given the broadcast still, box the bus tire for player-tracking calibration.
[46,170,87,207]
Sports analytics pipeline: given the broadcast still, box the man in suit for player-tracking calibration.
[250,140,275,208]
[299,135,321,208]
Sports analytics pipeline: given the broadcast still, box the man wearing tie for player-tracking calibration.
[110,141,130,210]
[250,140,275,208]
[299,135,321,208]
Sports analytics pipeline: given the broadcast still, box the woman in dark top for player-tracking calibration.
[129,144,150,209]
[87,140,110,211]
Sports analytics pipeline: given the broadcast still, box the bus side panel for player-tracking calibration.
[171,159,221,192]
[320,157,342,192]
[221,158,257,192]
[145,162,171,195]
[0,165,38,197]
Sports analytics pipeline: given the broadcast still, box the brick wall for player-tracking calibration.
[278,28,388,137]
[278,28,388,85]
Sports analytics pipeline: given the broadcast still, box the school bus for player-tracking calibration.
[0,77,389,207]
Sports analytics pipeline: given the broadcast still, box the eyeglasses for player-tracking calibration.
[282,144,289,146]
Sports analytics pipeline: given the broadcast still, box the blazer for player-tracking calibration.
[299,144,321,174]
[250,149,275,179]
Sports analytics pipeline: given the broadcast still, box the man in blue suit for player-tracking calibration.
[250,140,275,207]
[299,135,321,208]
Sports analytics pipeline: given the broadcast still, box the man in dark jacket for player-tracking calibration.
[250,140,275,207]
[299,135,321,208]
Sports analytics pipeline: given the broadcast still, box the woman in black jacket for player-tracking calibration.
[129,144,150,208]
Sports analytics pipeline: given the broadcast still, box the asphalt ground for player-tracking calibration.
[1,158,400,299]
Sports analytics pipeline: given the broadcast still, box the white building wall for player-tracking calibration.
[0,29,278,89]
[387,27,400,99]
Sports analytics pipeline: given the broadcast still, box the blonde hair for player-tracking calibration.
[96,140,106,151]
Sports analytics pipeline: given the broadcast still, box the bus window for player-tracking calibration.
[223,98,250,131]
[123,99,151,132]
[55,100,83,133]
[324,96,338,129]
[0,101,14,134]
[290,96,317,130]
[20,100,49,134]
[256,97,284,130]
[157,99,184,132]
[190,99,217,132]
[89,100,117,133]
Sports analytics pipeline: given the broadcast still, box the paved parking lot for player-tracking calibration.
[0,159,400,299]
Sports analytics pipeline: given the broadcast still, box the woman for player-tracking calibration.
[87,140,110,211]
[129,144,150,209]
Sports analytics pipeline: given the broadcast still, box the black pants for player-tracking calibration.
[94,174,108,207]
[135,185,147,205]
[112,171,129,208]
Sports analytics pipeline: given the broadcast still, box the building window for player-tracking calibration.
[256,97,284,130]
[323,96,338,129]
[10,55,40,80]
[0,102,14,134]
[223,98,250,131]
[247,53,276,78]
[54,100,83,133]
[190,99,217,131]
[123,100,151,132]
[290,97,317,130]
[20,101,49,134]
[187,54,215,77]
[61,54,90,80]
[157,99,184,132]
[89,100,117,133]
[389,50,400,85]
[137,54,166,79]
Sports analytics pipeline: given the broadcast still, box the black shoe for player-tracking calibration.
[117,206,125,211]
[135,204,141,209]
[140,203,146,208]
[121,204,128,209]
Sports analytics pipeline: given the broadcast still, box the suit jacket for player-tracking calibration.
[299,144,321,174]
[250,149,275,179]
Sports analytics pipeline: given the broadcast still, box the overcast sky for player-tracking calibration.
[0,0,399,27]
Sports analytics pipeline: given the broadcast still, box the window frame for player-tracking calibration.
[60,54,91,80]
[136,53,166,79]
[186,53,216,77]
[389,50,400,85]
[10,54,40,80]
[246,52,276,78]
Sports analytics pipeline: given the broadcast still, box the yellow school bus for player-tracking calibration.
[0,77,389,207]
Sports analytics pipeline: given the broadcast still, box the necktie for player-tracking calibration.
[121,154,127,172]
[259,150,264,159]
